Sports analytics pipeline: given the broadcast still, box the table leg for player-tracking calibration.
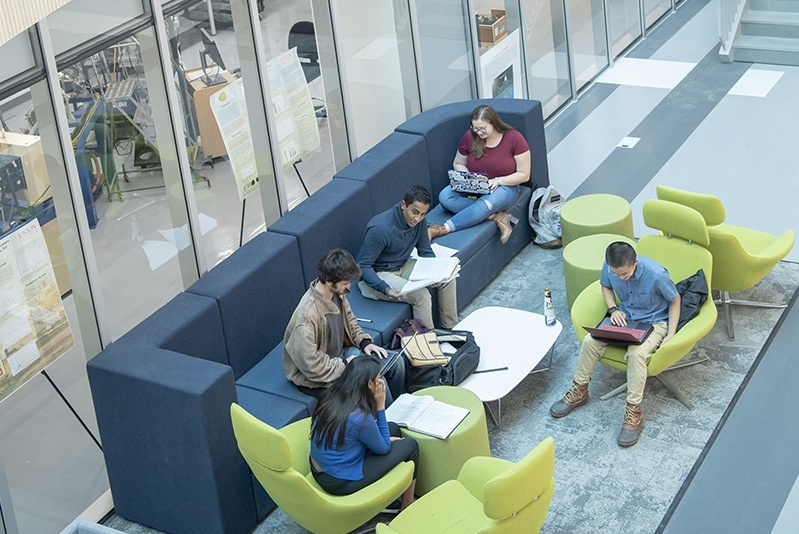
[530,344,556,375]
[483,399,501,428]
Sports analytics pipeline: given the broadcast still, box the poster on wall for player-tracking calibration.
[0,219,74,402]
[266,47,321,168]
[209,79,260,201]
[209,49,321,202]
[479,29,523,99]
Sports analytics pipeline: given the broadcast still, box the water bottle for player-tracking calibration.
[544,288,556,326]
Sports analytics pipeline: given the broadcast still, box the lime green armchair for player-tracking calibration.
[376,437,555,534]
[229,403,414,534]
[656,185,794,339]
[570,199,717,409]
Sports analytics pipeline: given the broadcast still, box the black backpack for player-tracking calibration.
[404,330,480,393]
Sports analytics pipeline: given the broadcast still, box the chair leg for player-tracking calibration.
[655,374,694,410]
[599,382,627,401]
[599,357,709,406]
[714,290,788,341]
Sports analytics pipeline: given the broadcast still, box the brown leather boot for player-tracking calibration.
[494,211,512,244]
[549,381,589,418]
[428,223,449,241]
[618,402,643,447]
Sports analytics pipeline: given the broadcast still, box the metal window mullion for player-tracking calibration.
[602,0,614,65]
[465,0,484,98]
[145,0,208,282]
[562,0,579,100]
[640,0,648,38]
[229,0,285,222]
[35,19,109,352]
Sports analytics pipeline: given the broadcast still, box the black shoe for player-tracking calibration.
[381,498,402,514]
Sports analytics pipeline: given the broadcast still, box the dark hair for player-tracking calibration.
[469,105,515,159]
[605,241,637,268]
[317,248,361,284]
[311,356,381,449]
[402,185,432,207]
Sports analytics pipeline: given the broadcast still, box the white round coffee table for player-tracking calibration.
[456,306,562,426]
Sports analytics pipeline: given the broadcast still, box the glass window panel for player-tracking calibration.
[259,0,338,209]
[521,0,571,117]
[645,0,671,28]
[47,0,146,57]
[0,81,108,533]
[473,1,526,99]
[0,32,37,83]
[566,0,609,90]
[410,0,476,109]
[162,1,269,269]
[58,26,191,339]
[330,0,420,156]
[608,0,642,57]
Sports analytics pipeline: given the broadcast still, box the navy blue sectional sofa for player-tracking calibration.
[87,98,550,534]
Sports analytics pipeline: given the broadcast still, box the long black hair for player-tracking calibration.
[469,105,515,159]
[311,356,382,449]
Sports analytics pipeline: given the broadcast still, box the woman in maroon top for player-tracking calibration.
[429,105,531,244]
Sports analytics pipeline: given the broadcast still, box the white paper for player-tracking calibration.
[410,243,459,259]
[7,340,40,375]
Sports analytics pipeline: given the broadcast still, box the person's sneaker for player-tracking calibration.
[617,402,643,447]
[381,498,402,514]
[549,381,589,418]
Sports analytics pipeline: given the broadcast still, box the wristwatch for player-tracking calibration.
[608,306,619,315]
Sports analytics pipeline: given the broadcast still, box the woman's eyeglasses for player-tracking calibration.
[471,125,488,134]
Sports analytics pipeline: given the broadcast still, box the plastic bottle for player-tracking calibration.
[544,288,556,326]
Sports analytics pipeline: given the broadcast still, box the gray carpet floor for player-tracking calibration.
[104,241,799,533]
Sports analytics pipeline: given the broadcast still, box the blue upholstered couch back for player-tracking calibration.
[87,98,550,534]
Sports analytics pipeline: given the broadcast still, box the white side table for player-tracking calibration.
[456,306,562,426]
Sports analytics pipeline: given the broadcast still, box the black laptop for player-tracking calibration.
[583,317,653,345]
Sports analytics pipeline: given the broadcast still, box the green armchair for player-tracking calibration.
[376,437,555,534]
[656,185,795,339]
[229,403,414,534]
[570,199,717,409]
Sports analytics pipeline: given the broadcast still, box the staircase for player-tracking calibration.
[729,0,799,64]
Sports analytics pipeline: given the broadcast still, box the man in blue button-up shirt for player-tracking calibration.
[550,241,681,447]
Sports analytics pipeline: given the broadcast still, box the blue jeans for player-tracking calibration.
[438,185,521,230]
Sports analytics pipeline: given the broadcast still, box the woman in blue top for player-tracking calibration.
[310,356,419,510]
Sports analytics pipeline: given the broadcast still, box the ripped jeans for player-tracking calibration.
[438,184,521,230]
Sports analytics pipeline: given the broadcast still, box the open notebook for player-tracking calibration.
[385,394,469,440]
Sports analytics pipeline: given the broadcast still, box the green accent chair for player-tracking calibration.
[656,185,795,340]
[376,437,555,534]
[229,403,414,534]
[570,199,717,409]
[559,193,635,246]
[563,233,637,310]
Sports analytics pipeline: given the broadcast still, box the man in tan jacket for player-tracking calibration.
[283,248,405,400]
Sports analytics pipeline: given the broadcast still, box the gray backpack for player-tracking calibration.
[528,185,565,248]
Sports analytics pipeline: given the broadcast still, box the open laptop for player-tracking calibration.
[583,317,653,345]
[378,330,419,375]
[448,169,491,195]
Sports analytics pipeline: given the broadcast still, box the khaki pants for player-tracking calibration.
[358,260,458,329]
[573,322,668,405]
